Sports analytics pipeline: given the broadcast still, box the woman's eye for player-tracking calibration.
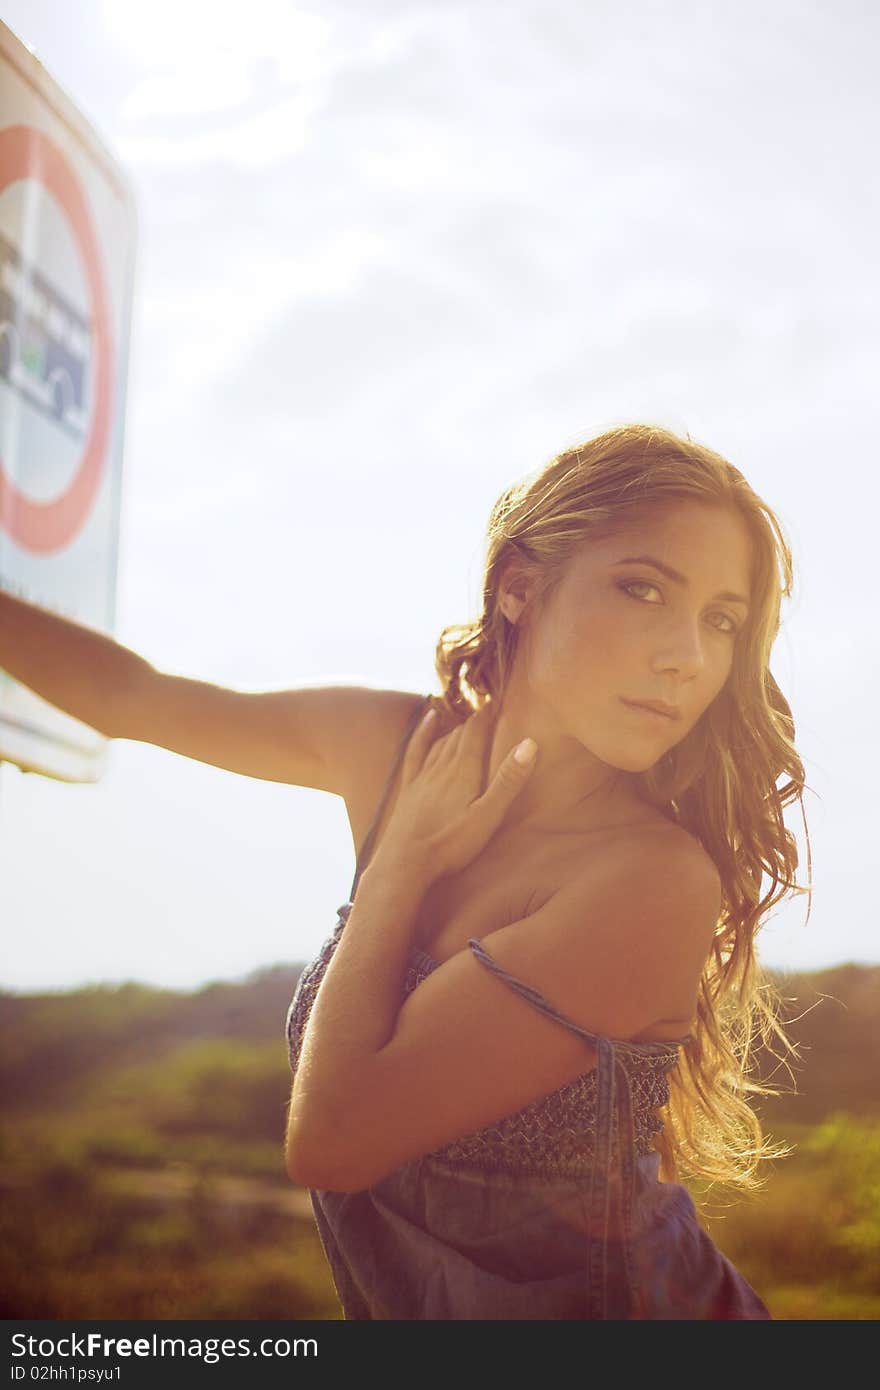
[620,580,661,603]
[618,581,739,636]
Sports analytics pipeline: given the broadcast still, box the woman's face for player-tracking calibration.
[507,500,754,775]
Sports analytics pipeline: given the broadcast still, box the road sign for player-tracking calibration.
[0,20,136,781]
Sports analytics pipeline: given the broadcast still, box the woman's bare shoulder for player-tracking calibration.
[527,819,721,1036]
[340,686,429,782]
[337,687,433,849]
[613,814,722,884]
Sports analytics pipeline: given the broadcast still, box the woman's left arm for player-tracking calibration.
[285,702,538,1186]
[286,850,429,1179]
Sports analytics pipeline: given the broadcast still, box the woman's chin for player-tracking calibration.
[610,749,669,775]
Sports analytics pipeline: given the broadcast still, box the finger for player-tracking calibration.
[513,736,537,765]
[468,736,537,832]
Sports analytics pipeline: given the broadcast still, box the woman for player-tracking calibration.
[0,423,807,1319]
[284,423,809,1319]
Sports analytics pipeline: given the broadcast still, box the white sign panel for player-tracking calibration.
[0,20,136,781]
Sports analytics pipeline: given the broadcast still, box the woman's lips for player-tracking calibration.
[620,698,676,722]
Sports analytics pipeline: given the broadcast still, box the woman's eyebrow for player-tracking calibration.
[612,554,751,609]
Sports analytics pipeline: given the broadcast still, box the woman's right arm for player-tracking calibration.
[0,589,146,738]
[0,590,422,794]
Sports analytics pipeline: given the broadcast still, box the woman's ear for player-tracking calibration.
[498,553,541,628]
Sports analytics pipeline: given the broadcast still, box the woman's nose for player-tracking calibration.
[650,619,708,679]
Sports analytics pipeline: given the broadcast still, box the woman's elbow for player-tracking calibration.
[285,1126,321,1186]
[285,1124,360,1191]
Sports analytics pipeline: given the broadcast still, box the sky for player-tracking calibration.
[0,0,877,991]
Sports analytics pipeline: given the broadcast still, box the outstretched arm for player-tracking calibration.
[0,588,423,793]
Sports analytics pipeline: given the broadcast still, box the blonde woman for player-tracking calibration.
[0,424,807,1318]
[284,424,808,1319]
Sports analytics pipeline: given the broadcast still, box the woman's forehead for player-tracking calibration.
[565,503,753,583]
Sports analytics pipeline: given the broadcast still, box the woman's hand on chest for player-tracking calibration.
[377,701,539,883]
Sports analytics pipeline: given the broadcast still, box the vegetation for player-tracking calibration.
[1,962,877,1319]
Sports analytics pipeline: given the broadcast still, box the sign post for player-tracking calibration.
[0,19,136,781]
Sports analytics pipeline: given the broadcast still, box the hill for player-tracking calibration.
[2,959,878,1123]
[1,959,878,1319]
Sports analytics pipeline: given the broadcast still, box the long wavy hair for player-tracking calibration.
[432,423,812,1191]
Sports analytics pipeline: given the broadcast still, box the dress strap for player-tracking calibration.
[347,693,434,903]
[465,939,691,1055]
[467,937,603,1043]
[466,936,682,1319]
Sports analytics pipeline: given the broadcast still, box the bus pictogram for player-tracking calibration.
[0,226,92,441]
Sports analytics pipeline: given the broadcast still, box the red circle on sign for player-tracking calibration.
[0,124,114,554]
